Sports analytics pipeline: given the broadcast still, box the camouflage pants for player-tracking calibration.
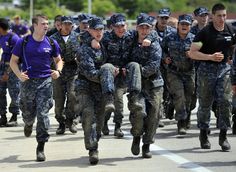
[130,85,163,144]
[52,76,77,124]
[166,71,195,121]
[75,87,104,151]
[104,86,127,124]
[20,77,53,142]
[0,71,20,116]
[100,62,141,94]
[197,71,231,130]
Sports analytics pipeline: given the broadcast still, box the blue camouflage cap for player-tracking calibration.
[88,17,104,29]
[110,13,126,26]
[178,14,193,25]
[137,13,153,27]
[61,16,73,24]
[194,7,209,16]
[78,13,90,23]
[158,8,171,17]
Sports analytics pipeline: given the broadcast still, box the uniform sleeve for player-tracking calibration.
[78,47,100,83]
[142,41,162,78]
[51,39,61,58]
[231,50,236,85]
[161,36,169,58]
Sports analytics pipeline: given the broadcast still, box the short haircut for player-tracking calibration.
[32,14,48,25]
[212,3,226,14]
[54,15,62,22]
[0,18,10,30]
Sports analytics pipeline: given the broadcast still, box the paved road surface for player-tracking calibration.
[0,95,236,172]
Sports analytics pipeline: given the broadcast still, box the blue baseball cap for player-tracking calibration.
[78,13,90,23]
[136,13,153,27]
[61,16,73,24]
[194,7,209,16]
[158,8,171,17]
[88,17,104,29]
[178,14,193,25]
[110,13,126,26]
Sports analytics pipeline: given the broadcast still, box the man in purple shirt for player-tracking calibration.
[10,14,63,162]
[11,15,31,37]
[0,18,20,127]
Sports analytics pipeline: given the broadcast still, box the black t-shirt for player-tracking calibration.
[193,22,236,63]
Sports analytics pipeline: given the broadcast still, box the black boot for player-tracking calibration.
[24,124,33,137]
[142,144,152,158]
[177,120,186,135]
[114,123,124,138]
[219,129,231,151]
[199,129,211,149]
[0,114,7,127]
[131,136,140,155]
[104,93,115,113]
[102,120,109,135]
[6,114,18,127]
[36,142,45,161]
[56,123,66,135]
[89,149,99,165]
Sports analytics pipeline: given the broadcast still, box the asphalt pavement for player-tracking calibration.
[0,95,236,172]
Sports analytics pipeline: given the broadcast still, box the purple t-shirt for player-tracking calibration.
[12,35,61,78]
[0,32,19,62]
[11,24,29,37]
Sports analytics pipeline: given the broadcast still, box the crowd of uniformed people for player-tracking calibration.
[0,2,236,165]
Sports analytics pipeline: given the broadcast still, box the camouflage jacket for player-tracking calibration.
[50,31,80,78]
[161,31,195,73]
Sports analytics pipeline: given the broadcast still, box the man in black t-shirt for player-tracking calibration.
[189,3,236,152]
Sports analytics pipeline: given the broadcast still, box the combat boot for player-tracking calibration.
[104,93,115,113]
[114,123,124,138]
[177,120,186,135]
[219,129,231,151]
[36,142,45,161]
[142,144,152,158]
[6,113,18,127]
[186,112,191,129]
[24,124,33,137]
[0,114,7,127]
[102,120,109,135]
[56,123,66,135]
[199,129,211,149]
[128,91,142,111]
[89,149,99,165]
[131,136,140,155]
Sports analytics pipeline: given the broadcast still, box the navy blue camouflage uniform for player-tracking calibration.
[50,28,80,127]
[129,35,163,144]
[162,20,195,126]
[74,32,106,151]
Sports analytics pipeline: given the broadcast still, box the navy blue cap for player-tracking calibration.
[194,7,209,16]
[78,13,90,23]
[61,16,73,24]
[158,8,171,17]
[178,14,193,24]
[88,17,104,29]
[136,13,153,27]
[110,13,126,26]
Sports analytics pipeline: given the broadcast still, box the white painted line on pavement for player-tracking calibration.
[121,130,213,172]
[150,144,213,172]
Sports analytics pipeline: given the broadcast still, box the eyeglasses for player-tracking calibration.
[160,16,169,20]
